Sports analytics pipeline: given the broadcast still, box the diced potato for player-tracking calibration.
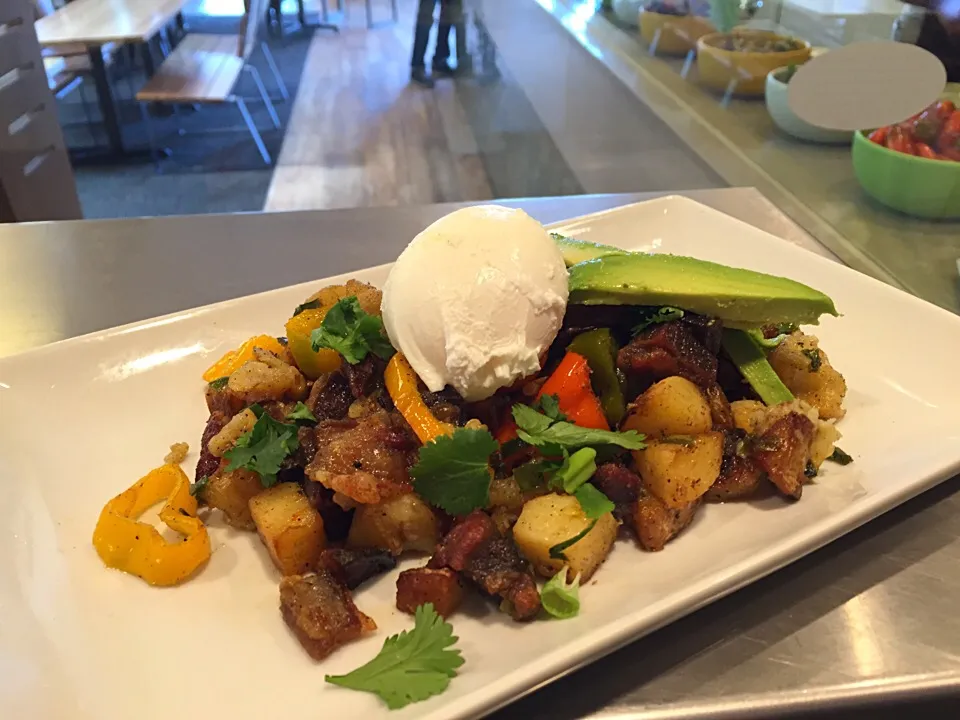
[205,465,264,530]
[347,493,440,555]
[208,408,257,457]
[768,332,847,420]
[249,483,326,576]
[512,493,618,582]
[621,376,712,437]
[633,432,723,508]
[730,400,765,434]
[809,419,841,468]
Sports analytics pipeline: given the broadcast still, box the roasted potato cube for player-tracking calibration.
[279,570,376,660]
[633,432,723,508]
[347,493,440,555]
[396,567,464,618]
[512,493,618,582]
[768,332,847,419]
[634,491,700,551]
[809,419,841,469]
[622,376,713,437]
[205,465,264,530]
[730,400,765,434]
[250,483,326,575]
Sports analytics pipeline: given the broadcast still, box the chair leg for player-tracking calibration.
[365,0,372,28]
[236,98,271,164]
[260,41,289,102]
[78,79,99,145]
[391,0,398,22]
[137,101,161,172]
[320,0,329,22]
[245,65,281,129]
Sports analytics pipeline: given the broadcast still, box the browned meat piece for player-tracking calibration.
[422,386,464,425]
[618,322,718,389]
[305,412,416,506]
[633,489,700,551]
[204,384,245,417]
[301,478,354,541]
[707,454,764,501]
[592,462,641,522]
[342,355,388,400]
[396,567,464,617]
[680,314,723,355]
[428,511,541,621]
[306,371,353,422]
[752,413,815,499]
[278,570,376,660]
[428,510,498,572]
[464,536,541,621]
[319,548,397,590]
[704,383,734,430]
[195,411,228,482]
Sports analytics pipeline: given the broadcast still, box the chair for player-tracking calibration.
[0,0,82,221]
[344,0,399,28]
[135,0,285,165]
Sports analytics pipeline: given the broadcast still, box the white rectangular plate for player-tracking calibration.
[3,196,960,720]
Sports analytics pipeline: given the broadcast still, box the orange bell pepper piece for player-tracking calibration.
[385,353,454,444]
[498,351,610,447]
[202,334,287,382]
[92,463,210,586]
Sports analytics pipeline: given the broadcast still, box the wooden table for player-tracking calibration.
[35,0,189,159]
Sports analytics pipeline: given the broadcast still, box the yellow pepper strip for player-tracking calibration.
[202,334,287,382]
[385,353,454,444]
[285,308,342,380]
[92,464,210,586]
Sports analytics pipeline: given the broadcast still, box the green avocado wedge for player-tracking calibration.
[568,253,838,327]
[551,232,628,267]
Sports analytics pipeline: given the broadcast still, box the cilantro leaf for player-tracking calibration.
[512,404,645,451]
[293,298,322,317]
[828,446,853,465]
[549,521,597,559]
[541,567,581,619]
[532,394,568,422]
[573,483,615,519]
[325,603,464,710]
[310,296,395,364]
[223,405,299,487]
[411,428,497,515]
[632,306,684,336]
[208,376,229,390]
[514,457,563,492]
[286,401,316,424]
[189,475,209,498]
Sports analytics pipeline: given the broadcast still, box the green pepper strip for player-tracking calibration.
[567,328,626,426]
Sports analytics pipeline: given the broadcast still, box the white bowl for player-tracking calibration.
[765,67,854,144]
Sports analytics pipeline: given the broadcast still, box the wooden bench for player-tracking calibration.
[135,0,282,164]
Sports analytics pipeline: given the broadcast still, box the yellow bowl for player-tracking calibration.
[696,30,811,96]
[639,11,715,56]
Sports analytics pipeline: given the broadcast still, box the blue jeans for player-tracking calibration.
[411,0,454,68]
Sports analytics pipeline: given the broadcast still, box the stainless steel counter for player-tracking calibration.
[3,189,959,719]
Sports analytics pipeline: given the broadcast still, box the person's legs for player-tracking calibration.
[432,0,460,73]
[411,0,437,67]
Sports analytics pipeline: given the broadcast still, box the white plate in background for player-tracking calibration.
[2,195,960,720]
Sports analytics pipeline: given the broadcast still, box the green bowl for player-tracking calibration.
[851,130,960,219]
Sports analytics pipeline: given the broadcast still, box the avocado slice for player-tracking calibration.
[568,253,838,327]
[551,232,628,268]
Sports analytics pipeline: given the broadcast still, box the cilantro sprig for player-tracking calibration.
[632,306,684,336]
[223,404,299,487]
[310,296,395,364]
[411,428,497,515]
[512,403,645,452]
[286,401,316,425]
[325,603,464,709]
